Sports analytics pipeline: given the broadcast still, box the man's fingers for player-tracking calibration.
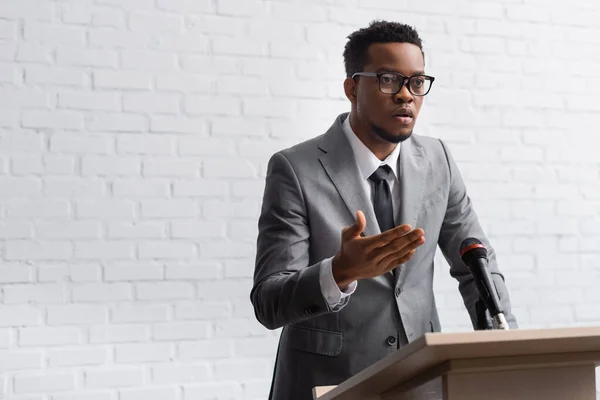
[381,249,416,272]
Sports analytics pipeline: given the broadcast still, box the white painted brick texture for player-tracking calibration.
[0,0,599,397]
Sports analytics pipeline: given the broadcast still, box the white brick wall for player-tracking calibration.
[0,0,600,398]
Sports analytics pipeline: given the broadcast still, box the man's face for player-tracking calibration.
[353,42,425,143]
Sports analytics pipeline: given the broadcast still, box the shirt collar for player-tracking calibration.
[342,114,401,182]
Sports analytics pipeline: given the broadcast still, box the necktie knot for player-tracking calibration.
[369,165,392,183]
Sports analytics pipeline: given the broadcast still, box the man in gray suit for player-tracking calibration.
[251,20,517,400]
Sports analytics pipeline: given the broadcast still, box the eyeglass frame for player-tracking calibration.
[351,71,436,96]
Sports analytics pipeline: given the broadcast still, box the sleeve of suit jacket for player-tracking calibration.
[436,139,518,329]
[251,152,350,330]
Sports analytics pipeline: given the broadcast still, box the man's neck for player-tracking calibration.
[349,112,397,161]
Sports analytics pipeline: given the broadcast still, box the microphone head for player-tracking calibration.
[460,237,488,264]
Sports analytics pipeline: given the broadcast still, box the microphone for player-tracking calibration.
[460,238,509,331]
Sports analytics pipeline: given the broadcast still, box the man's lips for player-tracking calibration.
[392,109,414,125]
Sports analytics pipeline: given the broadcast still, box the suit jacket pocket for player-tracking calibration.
[284,325,343,357]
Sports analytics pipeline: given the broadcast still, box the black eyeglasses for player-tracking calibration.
[351,72,435,96]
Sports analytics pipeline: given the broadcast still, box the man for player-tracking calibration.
[251,20,517,400]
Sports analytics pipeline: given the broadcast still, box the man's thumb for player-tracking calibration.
[348,210,366,237]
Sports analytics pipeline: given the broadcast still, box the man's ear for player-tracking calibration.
[343,77,357,103]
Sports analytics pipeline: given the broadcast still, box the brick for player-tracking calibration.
[139,241,197,260]
[104,262,163,281]
[202,199,260,219]
[211,118,268,137]
[123,93,179,114]
[75,241,135,260]
[152,322,211,341]
[129,12,183,33]
[57,47,117,67]
[82,156,140,176]
[87,113,147,132]
[0,131,42,154]
[180,55,238,75]
[234,337,278,357]
[271,2,327,21]
[48,348,108,367]
[156,73,212,93]
[157,0,211,12]
[72,283,133,302]
[0,107,18,127]
[24,22,85,44]
[141,199,197,218]
[174,301,231,321]
[225,260,254,278]
[6,199,68,219]
[173,179,229,197]
[92,8,125,27]
[6,241,72,261]
[0,265,33,283]
[108,222,166,239]
[113,179,170,198]
[115,343,172,363]
[197,280,252,301]
[85,368,144,388]
[93,70,152,90]
[50,134,113,154]
[152,364,211,384]
[111,304,169,323]
[43,179,106,199]
[19,327,82,346]
[0,350,42,372]
[37,264,102,283]
[11,155,44,175]
[14,373,76,393]
[25,65,85,86]
[150,116,207,134]
[0,0,55,20]
[119,388,178,400]
[75,200,135,219]
[0,222,34,239]
[178,137,236,155]
[136,282,195,300]
[183,382,242,400]
[22,110,83,130]
[45,155,74,174]
[3,284,66,304]
[178,339,232,360]
[90,325,149,343]
[47,305,108,325]
[199,240,255,259]
[203,158,257,178]
[58,91,120,111]
[122,51,177,73]
[242,98,296,118]
[53,393,113,400]
[185,95,241,116]
[214,359,270,381]
[143,158,199,177]
[171,222,227,239]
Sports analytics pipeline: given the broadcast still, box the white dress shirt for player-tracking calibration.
[319,114,402,308]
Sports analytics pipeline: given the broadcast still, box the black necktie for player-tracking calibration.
[369,165,395,233]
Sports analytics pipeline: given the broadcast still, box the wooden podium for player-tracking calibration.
[313,327,600,400]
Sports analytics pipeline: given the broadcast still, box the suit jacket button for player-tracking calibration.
[386,336,397,346]
[395,287,402,297]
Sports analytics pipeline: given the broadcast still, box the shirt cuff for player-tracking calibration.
[319,256,357,308]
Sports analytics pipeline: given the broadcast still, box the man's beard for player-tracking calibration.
[371,122,413,144]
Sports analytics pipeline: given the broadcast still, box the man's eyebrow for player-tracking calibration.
[375,67,426,75]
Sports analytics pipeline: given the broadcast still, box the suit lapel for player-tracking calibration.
[395,138,427,285]
[317,114,380,238]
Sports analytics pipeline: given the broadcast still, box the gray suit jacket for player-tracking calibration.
[251,113,517,400]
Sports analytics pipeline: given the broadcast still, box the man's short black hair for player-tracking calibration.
[343,20,424,78]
